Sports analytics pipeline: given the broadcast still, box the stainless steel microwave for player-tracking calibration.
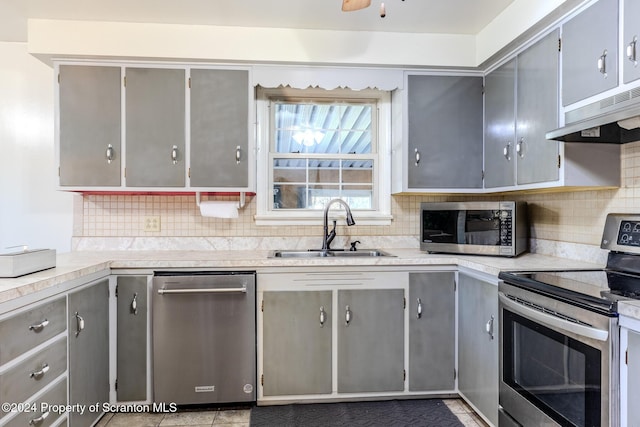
[420,201,528,257]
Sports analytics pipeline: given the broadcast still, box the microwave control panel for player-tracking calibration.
[499,210,513,246]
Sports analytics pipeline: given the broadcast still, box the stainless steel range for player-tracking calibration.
[498,213,640,427]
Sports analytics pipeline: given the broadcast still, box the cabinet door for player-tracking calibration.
[626,329,640,424]
[116,276,148,402]
[262,291,332,396]
[337,289,404,393]
[68,279,109,427]
[623,0,640,84]
[407,75,483,189]
[125,68,185,187]
[458,273,498,427]
[190,69,249,188]
[516,29,560,185]
[484,59,516,189]
[562,0,619,106]
[408,272,455,392]
[59,65,121,187]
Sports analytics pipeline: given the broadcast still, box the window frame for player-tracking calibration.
[255,86,392,225]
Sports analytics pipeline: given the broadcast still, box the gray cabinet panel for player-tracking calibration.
[337,289,404,393]
[68,279,109,427]
[408,272,455,392]
[517,29,560,185]
[627,330,640,424]
[623,0,640,84]
[484,60,516,189]
[59,65,121,186]
[125,68,185,187]
[190,69,249,188]
[262,291,332,396]
[407,75,483,189]
[116,276,148,402]
[562,0,619,106]
[4,377,67,427]
[458,273,498,426]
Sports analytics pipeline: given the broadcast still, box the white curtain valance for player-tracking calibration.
[252,65,403,91]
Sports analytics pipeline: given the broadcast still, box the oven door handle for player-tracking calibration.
[498,293,609,342]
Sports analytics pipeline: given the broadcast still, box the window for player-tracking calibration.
[255,87,392,225]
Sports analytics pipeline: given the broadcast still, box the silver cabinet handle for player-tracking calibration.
[29,363,49,380]
[29,411,49,426]
[503,143,511,161]
[516,138,524,158]
[28,319,49,332]
[106,144,114,164]
[416,298,423,319]
[158,286,247,295]
[319,305,326,327]
[75,312,85,337]
[628,36,638,65]
[485,315,495,340]
[414,148,421,166]
[597,50,608,76]
[171,145,179,165]
[131,293,138,315]
[236,146,242,164]
[345,305,352,326]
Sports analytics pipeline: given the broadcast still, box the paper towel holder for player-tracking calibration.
[195,192,246,209]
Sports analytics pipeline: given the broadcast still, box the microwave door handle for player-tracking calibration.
[498,293,609,342]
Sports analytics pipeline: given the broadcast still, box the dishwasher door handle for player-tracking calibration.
[157,286,247,295]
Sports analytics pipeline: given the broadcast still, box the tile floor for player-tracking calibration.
[95,399,487,427]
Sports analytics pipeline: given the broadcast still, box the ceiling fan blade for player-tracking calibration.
[342,0,372,12]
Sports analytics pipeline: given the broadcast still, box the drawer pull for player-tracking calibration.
[29,411,49,425]
[131,293,138,315]
[28,319,49,332]
[75,312,85,337]
[29,363,50,380]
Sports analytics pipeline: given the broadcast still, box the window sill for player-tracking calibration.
[254,212,393,226]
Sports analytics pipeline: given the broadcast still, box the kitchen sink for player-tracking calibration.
[269,249,394,258]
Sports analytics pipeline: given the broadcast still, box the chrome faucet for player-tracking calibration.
[322,198,356,250]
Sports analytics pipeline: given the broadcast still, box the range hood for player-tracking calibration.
[546,87,640,143]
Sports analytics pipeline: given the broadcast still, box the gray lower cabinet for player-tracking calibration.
[116,276,148,402]
[262,291,332,396]
[68,279,109,427]
[561,0,619,106]
[623,0,640,84]
[408,272,455,392]
[337,289,404,393]
[125,67,186,187]
[458,272,498,427]
[58,64,122,187]
[190,69,250,188]
[406,74,483,189]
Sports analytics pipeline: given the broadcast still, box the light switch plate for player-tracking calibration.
[144,216,161,232]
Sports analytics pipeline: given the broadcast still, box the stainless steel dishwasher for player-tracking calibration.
[152,271,256,405]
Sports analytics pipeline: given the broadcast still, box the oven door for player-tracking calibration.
[498,286,617,427]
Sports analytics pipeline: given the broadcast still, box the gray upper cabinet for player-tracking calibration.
[337,289,404,393]
[262,291,332,396]
[68,279,109,427]
[408,272,455,392]
[484,59,516,189]
[406,74,483,189]
[623,0,640,84]
[125,67,186,187]
[516,29,560,185]
[190,69,249,188]
[59,65,121,187]
[561,0,619,106]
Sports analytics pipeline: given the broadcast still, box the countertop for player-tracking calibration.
[0,248,605,306]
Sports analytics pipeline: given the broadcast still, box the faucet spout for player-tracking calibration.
[322,199,356,250]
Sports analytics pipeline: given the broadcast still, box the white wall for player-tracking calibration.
[0,42,74,252]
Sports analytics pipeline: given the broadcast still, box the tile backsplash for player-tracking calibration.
[74,141,640,250]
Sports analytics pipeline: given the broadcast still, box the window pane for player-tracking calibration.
[309,159,340,183]
[342,160,373,184]
[273,184,305,209]
[342,186,373,209]
[340,130,371,154]
[273,158,306,183]
[308,186,341,209]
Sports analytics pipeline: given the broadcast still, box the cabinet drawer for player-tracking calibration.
[0,337,67,409]
[259,271,406,289]
[0,297,66,365]
[4,377,67,427]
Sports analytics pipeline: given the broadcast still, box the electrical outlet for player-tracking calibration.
[144,216,161,232]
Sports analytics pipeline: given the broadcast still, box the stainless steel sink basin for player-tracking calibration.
[269,249,394,258]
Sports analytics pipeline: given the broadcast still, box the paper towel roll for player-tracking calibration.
[199,201,239,218]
